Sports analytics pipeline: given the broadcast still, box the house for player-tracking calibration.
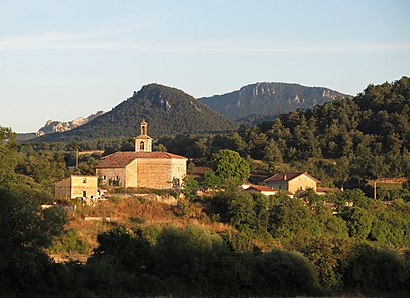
[55,175,98,199]
[264,172,320,194]
[96,120,187,189]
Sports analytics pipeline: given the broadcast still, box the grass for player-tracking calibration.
[48,193,233,263]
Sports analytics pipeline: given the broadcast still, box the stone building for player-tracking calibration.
[55,175,98,199]
[96,120,187,189]
[264,172,319,194]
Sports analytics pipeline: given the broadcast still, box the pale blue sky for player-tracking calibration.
[1,0,409,132]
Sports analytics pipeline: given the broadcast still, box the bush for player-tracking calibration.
[253,249,319,296]
[343,244,407,294]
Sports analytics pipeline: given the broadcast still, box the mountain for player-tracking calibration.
[35,84,237,142]
[199,82,349,122]
[36,111,105,136]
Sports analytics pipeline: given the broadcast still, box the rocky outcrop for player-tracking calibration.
[36,111,104,136]
[200,82,349,123]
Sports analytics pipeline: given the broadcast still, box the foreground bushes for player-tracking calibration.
[1,222,409,296]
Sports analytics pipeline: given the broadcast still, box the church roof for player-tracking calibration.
[96,151,187,168]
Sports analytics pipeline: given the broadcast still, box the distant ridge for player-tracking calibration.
[35,84,237,142]
[200,82,349,123]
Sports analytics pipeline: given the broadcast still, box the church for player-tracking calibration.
[96,120,187,189]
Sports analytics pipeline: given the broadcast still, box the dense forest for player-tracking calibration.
[1,77,410,296]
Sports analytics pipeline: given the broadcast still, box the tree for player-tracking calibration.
[263,139,283,163]
[210,149,250,184]
[226,191,256,230]
[253,249,318,296]
[0,183,66,291]
[341,207,374,239]
[343,244,407,294]
[0,127,17,185]
[182,175,200,201]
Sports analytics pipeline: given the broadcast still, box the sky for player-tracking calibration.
[0,0,409,132]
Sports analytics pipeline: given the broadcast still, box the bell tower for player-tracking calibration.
[135,119,152,152]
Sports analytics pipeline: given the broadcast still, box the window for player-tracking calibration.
[299,185,303,190]
[142,126,146,135]
[83,178,87,183]
[140,141,144,150]
[103,176,106,180]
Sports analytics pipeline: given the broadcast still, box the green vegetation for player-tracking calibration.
[211,149,250,184]
[1,77,410,296]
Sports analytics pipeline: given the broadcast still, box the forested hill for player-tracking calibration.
[254,76,410,179]
[35,84,237,142]
[200,82,348,123]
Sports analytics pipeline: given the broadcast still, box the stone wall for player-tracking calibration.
[55,176,98,199]
[288,174,317,193]
[97,167,127,187]
[137,158,174,189]
[265,180,288,191]
[55,178,71,199]
[125,160,138,187]
[70,176,98,198]
[171,159,187,187]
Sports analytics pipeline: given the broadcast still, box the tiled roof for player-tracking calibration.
[264,172,320,183]
[248,185,277,192]
[96,151,187,168]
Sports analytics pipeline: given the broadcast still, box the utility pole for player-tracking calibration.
[373,180,377,200]
[76,148,79,169]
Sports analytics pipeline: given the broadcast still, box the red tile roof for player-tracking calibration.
[96,151,187,168]
[248,185,277,192]
[264,172,320,183]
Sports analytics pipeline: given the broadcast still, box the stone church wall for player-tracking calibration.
[125,160,138,187]
[137,158,174,189]
[97,168,127,187]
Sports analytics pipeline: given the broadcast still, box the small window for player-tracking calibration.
[103,176,106,180]
[140,141,144,150]
[177,167,180,172]
[299,185,303,190]
[83,178,87,183]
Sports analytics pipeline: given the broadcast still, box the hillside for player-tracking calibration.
[35,84,236,142]
[200,82,348,122]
